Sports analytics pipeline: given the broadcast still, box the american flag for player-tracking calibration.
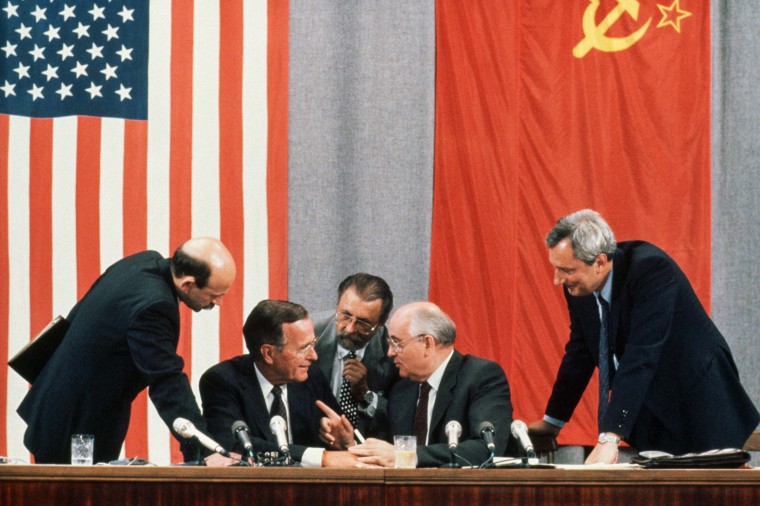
[1,0,288,464]
[1,0,148,119]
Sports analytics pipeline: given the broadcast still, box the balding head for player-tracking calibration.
[171,237,236,312]
[387,301,457,382]
[392,302,456,346]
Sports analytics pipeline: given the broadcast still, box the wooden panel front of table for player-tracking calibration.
[1,465,758,505]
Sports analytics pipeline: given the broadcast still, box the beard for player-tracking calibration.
[336,329,370,351]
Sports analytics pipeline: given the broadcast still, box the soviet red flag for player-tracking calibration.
[431,0,709,444]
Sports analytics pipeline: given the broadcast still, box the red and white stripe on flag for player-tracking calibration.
[1,0,289,464]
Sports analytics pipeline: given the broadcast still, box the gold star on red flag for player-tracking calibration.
[656,0,692,33]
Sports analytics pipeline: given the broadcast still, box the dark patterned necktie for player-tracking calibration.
[338,351,358,427]
[597,296,611,427]
[413,382,432,446]
[270,385,288,439]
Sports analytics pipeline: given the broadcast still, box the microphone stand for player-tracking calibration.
[520,449,537,468]
[440,448,461,468]
[257,450,298,467]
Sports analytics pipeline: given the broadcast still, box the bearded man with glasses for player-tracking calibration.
[313,273,398,439]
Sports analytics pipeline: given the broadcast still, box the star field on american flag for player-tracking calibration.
[0,0,148,119]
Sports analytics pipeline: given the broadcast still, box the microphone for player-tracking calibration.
[269,415,290,455]
[441,420,463,468]
[173,417,229,457]
[231,420,255,460]
[510,420,536,458]
[445,420,462,449]
[478,421,496,453]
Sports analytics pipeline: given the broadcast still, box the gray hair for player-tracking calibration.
[546,209,617,264]
[407,303,456,346]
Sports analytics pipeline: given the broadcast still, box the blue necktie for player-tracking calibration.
[598,295,611,428]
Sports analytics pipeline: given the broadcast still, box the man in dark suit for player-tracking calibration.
[313,273,398,439]
[321,301,514,468]
[529,209,760,464]
[200,299,359,467]
[17,237,237,464]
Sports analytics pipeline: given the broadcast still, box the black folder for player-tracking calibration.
[631,448,752,469]
[8,316,69,384]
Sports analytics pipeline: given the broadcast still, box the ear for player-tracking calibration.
[594,253,609,273]
[177,276,197,293]
[260,344,276,365]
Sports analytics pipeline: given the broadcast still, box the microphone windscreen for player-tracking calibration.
[231,420,249,435]
[478,421,495,434]
[510,419,528,437]
[270,415,286,432]
[173,417,194,438]
[445,420,462,437]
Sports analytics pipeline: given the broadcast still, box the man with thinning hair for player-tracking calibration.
[530,209,759,464]
[320,301,514,468]
[18,238,237,464]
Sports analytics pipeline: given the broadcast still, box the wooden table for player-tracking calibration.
[1,464,758,505]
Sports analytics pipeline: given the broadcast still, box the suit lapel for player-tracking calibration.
[429,350,461,435]
[287,382,310,442]
[244,363,274,440]
[576,295,603,362]
[392,381,418,435]
[609,247,628,353]
[315,323,337,382]
[362,328,387,376]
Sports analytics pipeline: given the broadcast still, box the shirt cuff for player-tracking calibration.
[300,447,325,467]
[543,415,566,428]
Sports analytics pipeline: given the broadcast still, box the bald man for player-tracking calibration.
[18,238,236,464]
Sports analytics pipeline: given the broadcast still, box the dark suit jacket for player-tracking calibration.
[312,311,398,438]
[388,350,513,467]
[546,241,759,453]
[17,251,206,464]
[199,355,340,462]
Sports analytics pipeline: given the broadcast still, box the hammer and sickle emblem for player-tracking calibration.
[573,0,652,58]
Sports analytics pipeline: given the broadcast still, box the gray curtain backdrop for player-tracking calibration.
[289,1,760,420]
[712,1,760,416]
[288,0,436,313]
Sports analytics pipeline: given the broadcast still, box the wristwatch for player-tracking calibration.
[360,390,374,407]
[598,432,621,445]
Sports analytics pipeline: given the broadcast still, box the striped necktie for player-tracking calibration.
[413,382,432,446]
[597,295,612,427]
[270,385,288,440]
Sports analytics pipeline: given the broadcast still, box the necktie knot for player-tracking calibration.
[270,385,287,418]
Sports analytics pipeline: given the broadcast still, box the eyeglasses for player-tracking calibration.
[335,311,379,336]
[286,337,320,359]
[386,334,426,353]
